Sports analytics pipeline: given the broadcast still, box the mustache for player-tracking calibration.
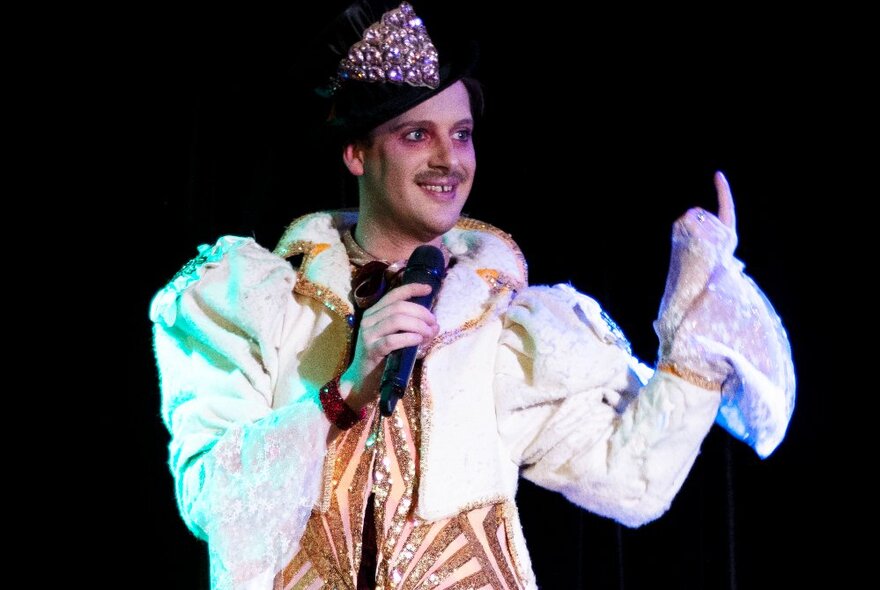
[414,169,469,185]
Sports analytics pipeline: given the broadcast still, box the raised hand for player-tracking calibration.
[655,171,741,362]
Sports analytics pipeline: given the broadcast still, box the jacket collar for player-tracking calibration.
[273,210,528,334]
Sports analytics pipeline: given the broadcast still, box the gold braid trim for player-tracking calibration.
[455,216,528,287]
[656,361,723,392]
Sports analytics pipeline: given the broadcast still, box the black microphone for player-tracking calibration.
[378,244,444,417]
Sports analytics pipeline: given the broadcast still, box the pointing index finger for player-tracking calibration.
[714,170,736,230]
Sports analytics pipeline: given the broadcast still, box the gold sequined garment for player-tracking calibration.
[278,367,526,590]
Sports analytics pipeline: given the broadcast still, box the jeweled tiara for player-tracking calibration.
[329,2,440,95]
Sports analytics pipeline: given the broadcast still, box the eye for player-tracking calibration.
[453,128,472,142]
[404,129,427,141]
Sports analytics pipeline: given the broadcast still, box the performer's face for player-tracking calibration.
[345,81,476,243]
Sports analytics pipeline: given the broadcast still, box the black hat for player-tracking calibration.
[307,1,479,139]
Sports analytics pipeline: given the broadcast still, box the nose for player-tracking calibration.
[428,136,457,171]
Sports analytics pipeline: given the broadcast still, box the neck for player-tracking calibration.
[353,219,444,265]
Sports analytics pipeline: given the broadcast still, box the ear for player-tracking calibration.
[342,143,365,176]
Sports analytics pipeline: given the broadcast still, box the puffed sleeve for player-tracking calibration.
[494,283,721,528]
[149,236,330,590]
[654,208,796,459]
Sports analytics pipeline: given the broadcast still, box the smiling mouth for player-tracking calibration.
[419,183,456,193]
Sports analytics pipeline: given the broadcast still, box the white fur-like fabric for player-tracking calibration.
[150,210,786,588]
[151,237,331,590]
[495,284,721,528]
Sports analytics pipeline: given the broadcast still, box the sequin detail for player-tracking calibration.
[657,361,723,391]
[455,217,528,287]
[334,2,439,92]
[278,366,526,589]
[170,252,208,282]
[295,276,354,319]
[476,269,519,296]
[320,378,367,430]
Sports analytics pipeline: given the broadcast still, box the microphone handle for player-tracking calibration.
[378,289,436,417]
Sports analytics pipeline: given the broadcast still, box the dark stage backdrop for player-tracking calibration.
[125,2,860,588]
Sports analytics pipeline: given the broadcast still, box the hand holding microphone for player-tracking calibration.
[340,245,444,416]
[379,245,444,416]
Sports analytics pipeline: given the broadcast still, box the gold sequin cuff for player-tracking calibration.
[657,361,723,392]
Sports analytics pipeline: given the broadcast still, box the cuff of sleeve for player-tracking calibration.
[320,377,366,430]
[656,361,723,392]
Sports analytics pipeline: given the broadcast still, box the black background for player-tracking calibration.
[122,2,865,588]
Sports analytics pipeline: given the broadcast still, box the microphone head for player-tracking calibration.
[401,244,445,290]
[408,244,444,269]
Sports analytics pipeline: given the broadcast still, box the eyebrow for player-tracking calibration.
[387,118,474,133]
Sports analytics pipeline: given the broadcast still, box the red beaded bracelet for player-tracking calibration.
[319,377,366,430]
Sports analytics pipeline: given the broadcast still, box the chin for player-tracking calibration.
[413,218,456,243]
[436,210,465,234]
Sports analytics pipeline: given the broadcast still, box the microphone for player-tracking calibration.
[378,244,445,417]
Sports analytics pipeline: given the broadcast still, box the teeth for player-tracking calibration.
[422,184,453,192]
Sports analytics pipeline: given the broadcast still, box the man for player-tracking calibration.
[150,2,795,589]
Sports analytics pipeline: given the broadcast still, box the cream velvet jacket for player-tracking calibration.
[151,210,777,589]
